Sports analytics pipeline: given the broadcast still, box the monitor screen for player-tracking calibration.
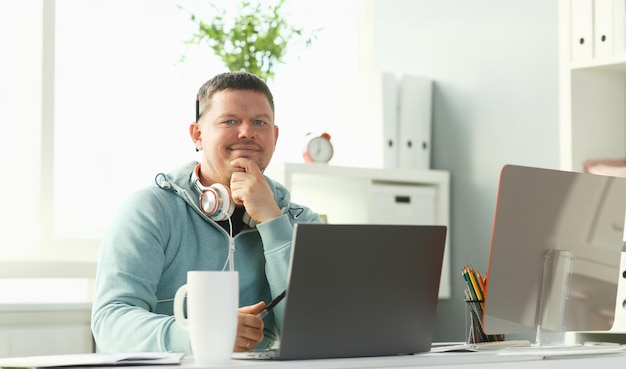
[483,165,626,334]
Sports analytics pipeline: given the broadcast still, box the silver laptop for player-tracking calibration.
[237,223,447,360]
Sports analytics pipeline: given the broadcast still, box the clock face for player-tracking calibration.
[305,136,333,163]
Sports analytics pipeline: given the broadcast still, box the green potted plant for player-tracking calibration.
[180,0,319,81]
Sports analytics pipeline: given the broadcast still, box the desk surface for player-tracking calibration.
[2,346,626,369]
[172,350,626,369]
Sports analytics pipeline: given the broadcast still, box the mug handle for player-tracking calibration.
[173,284,189,331]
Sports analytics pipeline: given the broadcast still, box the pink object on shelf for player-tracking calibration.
[584,159,626,178]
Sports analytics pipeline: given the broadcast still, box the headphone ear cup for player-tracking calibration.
[212,183,235,219]
[199,183,235,221]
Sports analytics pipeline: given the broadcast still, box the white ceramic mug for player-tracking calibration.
[174,271,239,365]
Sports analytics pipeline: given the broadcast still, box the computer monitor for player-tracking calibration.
[483,165,626,334]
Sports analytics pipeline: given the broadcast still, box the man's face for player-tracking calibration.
[193,89,278,185]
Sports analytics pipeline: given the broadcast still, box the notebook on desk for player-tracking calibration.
[235,223,447,361]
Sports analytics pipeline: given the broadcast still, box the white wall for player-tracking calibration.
[369,0,559,341]
[0,0,44,259]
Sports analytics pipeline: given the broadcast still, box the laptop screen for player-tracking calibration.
[276,223,447,360]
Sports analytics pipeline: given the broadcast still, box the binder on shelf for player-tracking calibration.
[354,72,398,169]
[594,0,614,59]
[380,73,400,169]
[398,74,433,170]
[570,0,594,62]
[615,0,626,56]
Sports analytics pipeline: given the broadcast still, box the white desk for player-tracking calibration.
[2,346,626,368]
[143,350,626,369]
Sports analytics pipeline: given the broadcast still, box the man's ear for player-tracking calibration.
[189,122,202,151]
[273,125,279,146]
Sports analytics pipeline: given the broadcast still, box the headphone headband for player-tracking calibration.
[191,164,210,193]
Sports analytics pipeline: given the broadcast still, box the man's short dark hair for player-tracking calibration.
[196,72,275,121]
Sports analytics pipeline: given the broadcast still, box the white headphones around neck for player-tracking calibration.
[191,164,235,221]
[191,164,257,227]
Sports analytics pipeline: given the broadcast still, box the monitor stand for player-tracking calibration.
[534,249,574,347]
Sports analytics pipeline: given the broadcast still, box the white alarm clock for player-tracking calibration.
[302,132,334,163]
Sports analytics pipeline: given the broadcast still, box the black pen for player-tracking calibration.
[256,290,287,318]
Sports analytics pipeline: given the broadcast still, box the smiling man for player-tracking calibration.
[91,72,321,354]
[191,76,283,225]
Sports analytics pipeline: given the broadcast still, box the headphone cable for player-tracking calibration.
[222,215,235,271]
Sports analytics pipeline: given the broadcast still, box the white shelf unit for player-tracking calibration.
[559,57,626,173]
[559,0,626,173]
[268,162,451,299]
[559,0,626,340]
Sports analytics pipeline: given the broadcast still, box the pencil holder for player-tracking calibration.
[465,299,504,344]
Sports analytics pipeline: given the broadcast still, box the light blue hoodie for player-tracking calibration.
[91,161,320,353]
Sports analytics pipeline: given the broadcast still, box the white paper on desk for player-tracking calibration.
[0,352,185,368]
